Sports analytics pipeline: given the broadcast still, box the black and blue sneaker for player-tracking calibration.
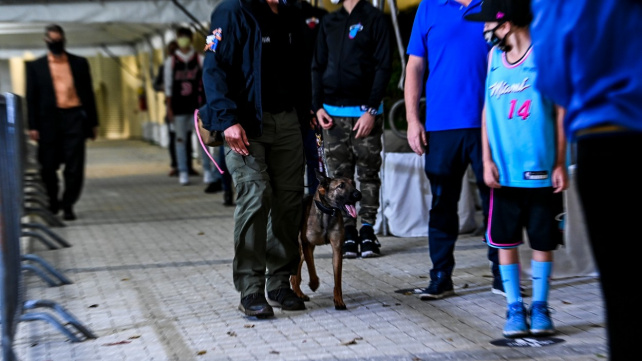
[343,225,359,259]
[359,225,380,258]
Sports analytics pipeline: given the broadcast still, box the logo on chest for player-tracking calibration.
[348,23,363,39]
[489,77,531,98]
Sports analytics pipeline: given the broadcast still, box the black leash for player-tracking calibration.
[315,124,327,176]
[312,123,340,217]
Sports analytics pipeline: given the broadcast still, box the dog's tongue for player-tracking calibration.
[344,204,357,218]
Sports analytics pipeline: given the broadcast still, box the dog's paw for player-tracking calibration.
[308,278,320,292]
[334,301,347,310]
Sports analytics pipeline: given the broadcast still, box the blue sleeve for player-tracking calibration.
[201,4,242,132]
[531,0,642,137]
[530,0,574,108]
[406,0,428,58]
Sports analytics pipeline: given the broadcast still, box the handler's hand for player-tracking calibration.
[225,124,250,156]
[316,108,333,129]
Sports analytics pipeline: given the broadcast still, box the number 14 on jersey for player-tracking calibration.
[508,99,531,120]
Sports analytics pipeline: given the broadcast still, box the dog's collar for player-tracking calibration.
[314,199,340,217]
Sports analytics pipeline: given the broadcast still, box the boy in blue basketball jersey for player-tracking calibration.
[465,0,568,338]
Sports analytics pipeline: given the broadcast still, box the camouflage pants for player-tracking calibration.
[322,115,383,227]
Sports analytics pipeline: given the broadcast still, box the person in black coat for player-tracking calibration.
[26,24,98,221]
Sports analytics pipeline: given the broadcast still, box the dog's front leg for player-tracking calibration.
[303,242,320,293]
[331,240,346,310]
[290,243,307,300]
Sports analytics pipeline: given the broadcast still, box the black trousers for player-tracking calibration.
[38,107,87,211]
[576,131,642,360]
[423,129,499,280]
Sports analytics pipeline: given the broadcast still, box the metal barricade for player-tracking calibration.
[0,92,25,361]
[1,93,96,360]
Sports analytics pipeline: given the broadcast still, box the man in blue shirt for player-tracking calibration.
[404,0,502,300]
[531,1,642,358]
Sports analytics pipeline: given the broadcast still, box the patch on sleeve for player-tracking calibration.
[205,28,223,52]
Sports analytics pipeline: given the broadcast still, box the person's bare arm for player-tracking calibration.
[552,105,568,193]
[481,105,500,188]
[404,55,427,156]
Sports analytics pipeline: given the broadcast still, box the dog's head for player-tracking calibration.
[316,170,362,218]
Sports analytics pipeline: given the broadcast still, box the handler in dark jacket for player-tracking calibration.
[200,0,309,318]
[26,24,98,221]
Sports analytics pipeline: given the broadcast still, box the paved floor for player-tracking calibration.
[12,139,607,361]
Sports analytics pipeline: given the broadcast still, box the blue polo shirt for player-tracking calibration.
[406,0,487,131]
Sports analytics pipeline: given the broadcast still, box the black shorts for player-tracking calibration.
[486,187,564,251]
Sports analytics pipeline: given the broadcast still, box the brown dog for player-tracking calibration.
[290,171,361,310]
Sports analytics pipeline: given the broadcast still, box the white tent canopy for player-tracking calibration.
[0,0,222,58]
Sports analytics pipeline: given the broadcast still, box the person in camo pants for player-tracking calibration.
[322,114,384,258]
[311,0,392,258]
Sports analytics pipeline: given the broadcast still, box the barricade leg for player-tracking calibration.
[21,299,97,342]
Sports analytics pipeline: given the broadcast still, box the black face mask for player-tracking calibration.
[47,40,65,55]
[483,23,504,47]
[483,23,512,52]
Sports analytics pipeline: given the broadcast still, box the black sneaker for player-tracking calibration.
[492,277,527,297]
[266,288,306,311]
[204,181,223,194]
[359,225,380,258]
[63,207,76,221]
[492,276,506,296]
[420,272,454,300]
[343,225,359,259]
[239,292,274,318]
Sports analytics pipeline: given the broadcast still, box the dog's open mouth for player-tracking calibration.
[344,204,357,218]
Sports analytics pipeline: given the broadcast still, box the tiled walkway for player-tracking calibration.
[12,139,607,360]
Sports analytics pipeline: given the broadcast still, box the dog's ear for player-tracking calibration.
[315,169,330,185]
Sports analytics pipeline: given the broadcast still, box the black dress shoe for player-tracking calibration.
[63,209,76,221]
[267,288,306,311]
[239,292,274,318]
[223,190,235,206]
[49,204,60,215]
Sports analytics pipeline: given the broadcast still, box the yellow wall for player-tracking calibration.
[9,49,163,141]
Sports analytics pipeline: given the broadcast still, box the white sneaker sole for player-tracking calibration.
[361,250,380,258]
[343,252,358,259]
[419,289,454,300]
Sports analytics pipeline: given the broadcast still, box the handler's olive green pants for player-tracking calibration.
[225,109,304,298]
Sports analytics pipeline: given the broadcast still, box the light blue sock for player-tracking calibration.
[531,260,553,302]
[499,263,521,304]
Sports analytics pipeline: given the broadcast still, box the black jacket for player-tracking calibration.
[25,53,98,142]
[311,0,392,112]
[200,0,309,138]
